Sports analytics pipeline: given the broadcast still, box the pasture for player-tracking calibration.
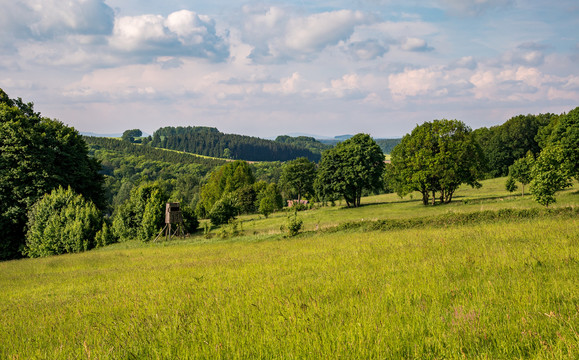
[1,178,578,359]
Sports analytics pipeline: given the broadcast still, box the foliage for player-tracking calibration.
[391,119,485,205]
[529,107,578,206]
[505,176,517,193]
[85,136,224,208]
[0,89,105,259]
[95,219,116,247]
[208,193,239,226]
[286,212,303,237]
[274,135,331,155]
[121,129,142,142]
[197,161,255,217]
[508,151,534,196]
[24,186,103,258]
[530,145,572,206]
[257,183,284,218]
[539,107,578,179]
[472,113,553,177]
[279,157,316,201]
[150,126,320,162]
[112,182,169,241]
[316,134,385,207]
[375,138,402,154]
[181,205,199,234]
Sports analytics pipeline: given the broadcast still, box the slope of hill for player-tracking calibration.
[1,179,577,358]
[149,126,320,162]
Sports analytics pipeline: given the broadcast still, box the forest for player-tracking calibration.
[147,126,321,162]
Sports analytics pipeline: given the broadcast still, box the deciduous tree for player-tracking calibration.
[316,134,384,207]
[391,119,485,205]
[0,89,105,259]
[279,157,316,201]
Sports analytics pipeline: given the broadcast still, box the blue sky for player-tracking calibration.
[1,0,577,138]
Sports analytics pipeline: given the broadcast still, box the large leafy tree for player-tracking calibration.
[316,134,384,208]
[279,157,316,201]
[0,89,105,259]
[391,119,485,205]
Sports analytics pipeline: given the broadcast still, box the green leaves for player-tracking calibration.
[24,186,103,258]
[530,145,572,207]
[279,157,316,201]
[390,119,485,205]
[316,134,384,207]
[0,89,105,259]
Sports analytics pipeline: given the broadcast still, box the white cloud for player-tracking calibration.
[400,37,433,52]
[109,10,229,61]
[0,0,114,41]
[242,7,374,62]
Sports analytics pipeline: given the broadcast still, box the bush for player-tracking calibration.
[25,186,103,258]
[209,193,239,226]
[181,205,199,234]
[95,218,116,247]
[111,182,168,242]
[287,213,303,237]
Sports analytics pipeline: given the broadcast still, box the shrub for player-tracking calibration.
[25,186,103,258]
[209,193,239,226]
[287,213,303,237]
[181,205,199,234]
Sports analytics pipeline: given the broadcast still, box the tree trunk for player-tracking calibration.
[432,190,436,205]
[421,190,429,205]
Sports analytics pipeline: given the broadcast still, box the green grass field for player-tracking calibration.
[1,179,578,359]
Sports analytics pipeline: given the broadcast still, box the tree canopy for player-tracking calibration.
[279,157,317,201]
[390,119,485,205]
[316,134,385,207]
[472,113,552,177]
[196,161,255,218]
[0,88,105,259]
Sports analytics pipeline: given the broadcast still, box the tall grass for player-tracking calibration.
[1,216,578,358]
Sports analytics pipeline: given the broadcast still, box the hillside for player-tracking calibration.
[1,179,577,358]
[319,137,401,154]
[149,126,321,162]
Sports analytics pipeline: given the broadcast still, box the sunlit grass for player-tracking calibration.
[1,216,577,358]
[1,177,578,358]
[236,177,578,235]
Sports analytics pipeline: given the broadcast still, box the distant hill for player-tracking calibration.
[318,137,401,154]
[274,135,331,155]
[149,126,320,162]
[81,132,123,138]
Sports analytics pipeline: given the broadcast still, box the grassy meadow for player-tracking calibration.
[1,178,578,359]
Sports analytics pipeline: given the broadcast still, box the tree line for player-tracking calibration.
[147,126,321,162]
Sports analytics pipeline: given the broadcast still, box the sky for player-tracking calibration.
[1,0,578,138]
